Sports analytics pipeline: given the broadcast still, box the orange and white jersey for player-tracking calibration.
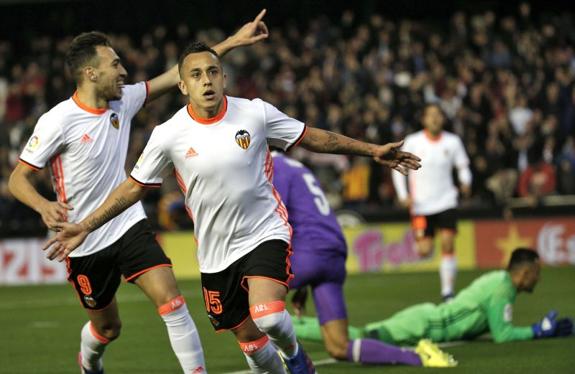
[392,130,472,216]
[130,96,306,273]
[19,82,149,257]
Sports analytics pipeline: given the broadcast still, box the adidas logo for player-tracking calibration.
[80,134,93,144]
[185,147,198,158]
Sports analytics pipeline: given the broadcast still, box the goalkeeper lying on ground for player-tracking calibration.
[293,248,573,345]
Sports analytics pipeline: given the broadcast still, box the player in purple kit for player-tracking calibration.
[271,151,457,367]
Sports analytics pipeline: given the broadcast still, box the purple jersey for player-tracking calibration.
[272,152,347,256]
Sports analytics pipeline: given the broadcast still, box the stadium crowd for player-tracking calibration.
[1,3,574,234]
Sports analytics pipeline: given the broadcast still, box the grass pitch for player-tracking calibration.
[1,268,574,373]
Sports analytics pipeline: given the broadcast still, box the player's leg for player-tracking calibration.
[81,300,122,373]
[438,209,458,300]
[411,215,434,257]
[232,318,288,374]
[244,240,316,373]
[133,267,205,373]
[119,220,205,373]
[67,249,123,373]
[363,303,439,346]
[201,255,286,373]
[313,281,422,366]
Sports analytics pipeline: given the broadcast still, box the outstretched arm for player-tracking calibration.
[299,127,421,175]
[146,9,269,102]
[43,178,147,261]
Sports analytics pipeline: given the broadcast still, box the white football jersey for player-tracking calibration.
[19,83,149,257]
[131,96,306,273]
[392,130,471,215]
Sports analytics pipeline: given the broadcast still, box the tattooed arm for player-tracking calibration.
[43,178,147,261]
[299,127,422,174]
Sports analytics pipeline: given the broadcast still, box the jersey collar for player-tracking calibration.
[187,96,228,125]
[424,129,442,142]
[72,92,108,115]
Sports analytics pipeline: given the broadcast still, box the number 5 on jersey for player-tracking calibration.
[302,173,330,216]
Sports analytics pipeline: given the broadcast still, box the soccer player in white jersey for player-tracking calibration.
[44,42,421,374]
[8,12,269,374]
[392,103,472,301]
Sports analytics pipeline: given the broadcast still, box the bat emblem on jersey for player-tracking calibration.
[110,113,119,129]
[235,130,251,150]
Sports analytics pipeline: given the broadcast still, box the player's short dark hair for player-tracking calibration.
[421,103,443,118]
[178,41,220,76]
[65,31,111,83]
[507,248,540,271]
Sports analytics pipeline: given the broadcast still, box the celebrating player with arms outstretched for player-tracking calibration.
[44,41,420,374]
[9,12,268,374]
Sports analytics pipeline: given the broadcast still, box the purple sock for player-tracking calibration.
[346,339,422,366]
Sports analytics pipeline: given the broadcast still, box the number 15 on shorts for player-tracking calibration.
[203,287,223,315]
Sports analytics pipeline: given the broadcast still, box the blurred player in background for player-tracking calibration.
[43,41,421,374]
[392,103,472,300]
[294,248,574,345]
[8,12,269,374]
[273,151,457,367]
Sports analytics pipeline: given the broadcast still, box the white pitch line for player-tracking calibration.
[224,358,337,374]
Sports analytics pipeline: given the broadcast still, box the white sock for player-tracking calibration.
[440,254,457,297]
[240,335,287,374]
[159,296,206,373]
[80,321,109,371]
[251,301,297,358]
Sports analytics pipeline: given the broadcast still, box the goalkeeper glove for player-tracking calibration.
[554,318,574,337]
[532,310,558,338]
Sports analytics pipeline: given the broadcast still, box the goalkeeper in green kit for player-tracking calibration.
[293,248,573,345]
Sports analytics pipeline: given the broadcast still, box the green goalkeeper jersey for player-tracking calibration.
[364,270,534,344]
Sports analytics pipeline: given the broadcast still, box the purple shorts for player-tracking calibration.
[290,251,347,325]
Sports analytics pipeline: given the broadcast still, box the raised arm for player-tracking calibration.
[146,9,269,102]
[299,127,421,175]
[9,163,72,231]
[44,178,147,261]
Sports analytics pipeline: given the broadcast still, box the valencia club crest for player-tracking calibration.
[235,130,251,150]
[110,113,119,129]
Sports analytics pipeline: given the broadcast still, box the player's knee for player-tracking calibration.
[98,321,122,341]
[250,301,287,335]
[416,241,434,257]
[324,339,348,360]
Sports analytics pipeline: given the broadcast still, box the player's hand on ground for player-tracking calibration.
[291,287,309,317]
[38,200,73,231]
[42,222,88,262]
[532,310,559,338]
[228,9,269,47]
[373,140,421,175]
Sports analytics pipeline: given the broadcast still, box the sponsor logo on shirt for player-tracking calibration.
[235,129,251,150]
[26,135,40,152]
[110,112,120,129]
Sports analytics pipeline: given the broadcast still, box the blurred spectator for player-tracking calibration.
[1,2,575,235]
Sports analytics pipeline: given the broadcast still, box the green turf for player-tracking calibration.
[0,268,574,373]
